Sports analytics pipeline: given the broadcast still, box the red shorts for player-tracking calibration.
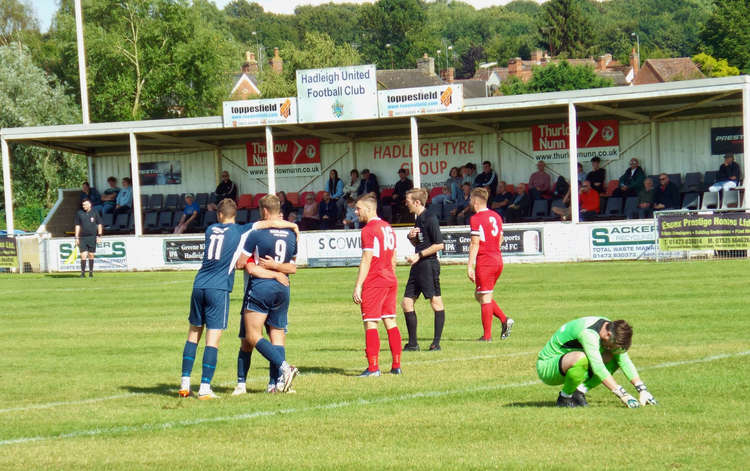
[475,261,503,294]
[361,284,397,322]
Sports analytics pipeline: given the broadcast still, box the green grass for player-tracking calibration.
[1,261,749,470]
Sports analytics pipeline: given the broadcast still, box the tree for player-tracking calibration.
[456,44,485,79]
[538,0,594,57]
[294,3,361,46]
[500,61,613,95]
[700,0,750,73]
[0,0,37,44]
[357,0,428,69]
[692,53,740,77]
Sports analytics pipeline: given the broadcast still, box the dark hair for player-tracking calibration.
[609,320,633,351]
[482,161,491,167]
[361,168,370,174]
[590,156,601,163]
[327,170,341,194]
[398,168,407,174]
[107,176,117,183]
[350,169,359,177]
[82,181,90,186]
[122,177,132,184]
[217,198,237,218]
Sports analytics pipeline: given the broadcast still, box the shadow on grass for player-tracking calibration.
[296,365,351,376]
[504,401,557,408]
[120,383,236,397]
[312,347,361,353]
[45,273,88,279]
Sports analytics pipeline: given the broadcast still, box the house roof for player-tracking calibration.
[230,73,260,97]
[376,69,444,89]
[637,58,705,83]
[453,79,487,98]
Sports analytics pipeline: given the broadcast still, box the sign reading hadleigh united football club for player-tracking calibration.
[532,119,620,162]
[296,64,378,123]
[377,84,463,118]
[222,97,298,127]
[246,138,322,177]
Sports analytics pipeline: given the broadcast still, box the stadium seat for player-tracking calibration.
[114,213,130,232]
[668,173,682,189]
[380,187,395,203]
[721,189,740,209]
[600,196,624,218]
[195,193,209,209]
[427,187,442,203]
[647,175,659,186]
[178,193,187,210]
[527,199,549,219]
[101,212,115,231]
[681,192,700,210]
[703,171,718,191]
[315,191,325,202]
[684,172,702,192]
[157,210,173,231]
[149,193,164,211]
[236,209,249,225]
[623,196,639,219]
[604,180,619,196]
[286,192,300,207]
[238,194,254,209]
[165,193,179,209]
[381,204,393,222]
[701,191,719,210]
[140,194,149,210]
[202,210,218,229]
[251,193,267,208]
[143,211,158,233]
[249,208,260,222]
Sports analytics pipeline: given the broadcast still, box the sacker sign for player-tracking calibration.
[296,64,378,123]
[246,138,322,178]
[223,97,298,127]
[378,84,463,118]
[590,222,656,260]
[56,239,127,271]
[532,119,619,162]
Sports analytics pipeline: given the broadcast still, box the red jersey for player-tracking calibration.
[470,209,503,262]
[361,217,397,288]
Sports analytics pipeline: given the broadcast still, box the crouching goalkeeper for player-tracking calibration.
[536,317,657,408]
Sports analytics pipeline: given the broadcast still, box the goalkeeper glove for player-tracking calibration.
[635,383,657,406]
[613,386,640,408]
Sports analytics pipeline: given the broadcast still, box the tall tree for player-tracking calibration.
[538,0,594,57]
[0,0,37,44]
[357,0,428,69]
[700,0,750,73]
[500,61,612,95]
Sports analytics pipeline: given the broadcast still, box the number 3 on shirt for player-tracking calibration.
[207,234,224,260]
[489,216,499,237]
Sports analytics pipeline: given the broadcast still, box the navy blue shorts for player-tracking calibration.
[244,283,290,330]
[189,288,229,330]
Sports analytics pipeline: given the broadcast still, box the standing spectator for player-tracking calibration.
[447,166,462,203]
[473,161,498,198]
[100,176,120,214]
[613,158,645,197]
[74,199,102,278]
[449,182,473,225]
[637,177,656,219]
[174,194,200,234]
[503,183,531,223]
[277,191,294,221]
[80,182,103,215]
[342,197,360,229]
[326,169,344,202]
[653,173,680,211]
[490,181,513,219]
[529,161,552,200]
[709,154,741,193]
[587,157,606,193]
[551,180,600,221]
[299,193,320,230]
[392,168,413,222]
[357,168,380,198]
[318,191,338,230]
[113,177,133,218]
[461,163,476,187]
[577,162,586,186]
[207,171,238,211]
[339,169,360,215]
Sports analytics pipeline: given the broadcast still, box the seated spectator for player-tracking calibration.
[288,211,298,223]
[326,169,344,202]
[637,177,656,218]
[357,168,380,197]
[342,197,359,229]
[653,173,680,211]
[528,161,552,200]
[577,162,586,186]
[473,161,498,198]
[503,183,531,223]
[587,157,606,193]
[553,175,570,200]
[277,191,294,221]
[80,181,103,214]
[100,176,120,214]
[551,180,600,221]
[299,193,320,231]
[447,166,462,202]
[430,184,454,221]
[338,169,360,214]
[174,193,200,234]
[461,163,476,186]
[709,153,741,192]
[207,170,238,211]
[318,191,338,230]
[391,168,414,222]
[490,181,513,219]
[449,182,473,225]
[613,158,645,197]
[113,177,133,217]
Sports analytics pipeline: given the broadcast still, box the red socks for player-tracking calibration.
[481,303,494,340]
[365,329,380,372]
[492,300,507,323]
[387,326,402,369]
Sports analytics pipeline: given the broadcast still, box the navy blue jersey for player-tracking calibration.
[193,223,250,292]
[242,227,297,291]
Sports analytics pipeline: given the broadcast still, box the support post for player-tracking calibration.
[410,117,421,188]
[743,83,750,208]
[265,126,276,195]
[74,0,90,124]
[650,121,659,171]
[2,137,14,236]
[568,103,580,224]
[87,155,94,185]
[129,133,143,236]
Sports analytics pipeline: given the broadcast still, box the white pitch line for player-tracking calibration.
[0,394,141,415]
[2,349,748,445]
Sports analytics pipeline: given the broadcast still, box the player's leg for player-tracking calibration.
[401,295,419,351]
[87,251,95,277]
[179,324,203,397]
[360,285,383,376]
[264,289,297,392]
[475,291,495,341]
[558,351,588,407]
[79,250,89,277]
[383,285,402,374]
[578,352,619,405]
[233,338,253,396]
[267,326,286,392]
[426,262,445,351]
[360,320,382,377]
[196,290,230,399]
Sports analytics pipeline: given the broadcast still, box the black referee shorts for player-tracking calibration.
[79,236,97,253]
[404,258,441,300]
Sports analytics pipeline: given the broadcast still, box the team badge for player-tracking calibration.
[332,100,344,118]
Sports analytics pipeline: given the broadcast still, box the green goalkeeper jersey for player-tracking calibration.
[538,316,638,382]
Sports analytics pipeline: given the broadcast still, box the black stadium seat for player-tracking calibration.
[681,192,700,210]
[141,194,149,210]
[684,172,702,192]
[196,193,209,209]
[149,193,164,211]
[101,212,115,231]
[624,197,639,219]
[157,210,173,231]
[236,209,249,225]
[144,211,158,233]
[165,193,179,209]
[703,171,718,191]
[202,210,218,229]
[668,173,682,189]
[114,213,130,232]
[598,196,623,219]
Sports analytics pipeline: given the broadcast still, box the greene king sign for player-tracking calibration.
[532,119,619,162]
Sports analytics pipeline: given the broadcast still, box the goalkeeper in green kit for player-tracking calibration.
[537,317,658,408]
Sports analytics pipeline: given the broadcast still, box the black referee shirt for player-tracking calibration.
[75,209,102,236]
[413,210,443,260]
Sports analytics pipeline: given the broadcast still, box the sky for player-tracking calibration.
[31,0,525,33]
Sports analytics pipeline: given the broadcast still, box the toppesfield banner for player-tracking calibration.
[440,228,543,258]
[246,138,322,178]
[223,97,297,127]
[378,84,463,118]
[0,237,17,268]
[657,212,750,251]
[710,126,743,156]
[532,119,619,162]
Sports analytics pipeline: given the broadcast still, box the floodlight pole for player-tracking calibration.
[568,103,580,224]
[1,137,14,236]
[129,133,143,237]
[265,126,276,195]
[744,82,750,208]
[410,117,421,188]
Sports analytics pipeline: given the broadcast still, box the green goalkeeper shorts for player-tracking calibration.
[536,355,566,385]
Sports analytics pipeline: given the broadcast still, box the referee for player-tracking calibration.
[402,188,446,351]
[75,199,103,278]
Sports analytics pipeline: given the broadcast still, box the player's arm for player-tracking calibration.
[420,219,445,257]
[353,250,373,304]
[253,219,300,239]
[468,235,480,282]
[244,260,289,286]
[580,333,640,408]
[616,352,657,405]
[74,223,81,245]
[258,255,297,275]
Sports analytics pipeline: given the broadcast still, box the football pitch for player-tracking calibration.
[1,260,749,470]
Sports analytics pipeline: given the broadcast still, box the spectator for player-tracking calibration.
[637,177,656,219]
[288,211,298,223]
[207,171,238,210]
[490,181,513,219]
[551,180,600,221]
[80,181,103,214]
[503,183,531,223]
[553,175,570,200]
[613,158,645,197]
[113,177,133,218]
[318,191,338,230]
[392,168,414,222]
[709,154,741,193]
[430,184,454,222]
[174,193,200,234]
[653,173,680,211]
[473,161,498,198]
[100,176,120,214]
[577,162,586,186]
[587,157,606,193]
[326,169,344,201]
[446,166,462,203]
[357,168,380,197]
[529,161,552,200]
[299,193,320,231]
[461,163,476,186]
[449,182,473,225]
[342,197,359,229]
[277,191,294,221]
[339,169,360,214]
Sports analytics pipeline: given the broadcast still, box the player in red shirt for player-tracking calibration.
[468,188,514,341]
[352,193,403,376]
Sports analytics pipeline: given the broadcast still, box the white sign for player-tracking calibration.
[53,238,128,271]
[378,84,463,118]
[590,222,656,260]
[222,97,297,127]
[303,228,413,267]
[296,64,378,123]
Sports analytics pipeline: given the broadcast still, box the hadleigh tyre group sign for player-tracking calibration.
[532,119,619,162]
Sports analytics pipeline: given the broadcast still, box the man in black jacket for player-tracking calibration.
[613,158,645,197]
[708,154,741,193]
[208,171,238,211]
[653,174,680,211]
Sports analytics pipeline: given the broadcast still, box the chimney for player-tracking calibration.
[531,49,544,64]
[271,47,283,74]
[417,53,436,76]
[596,53,612,71]
[629,47,640,76]
[508,58,523,76]
[446,67,454,83]
[242,51,258,74]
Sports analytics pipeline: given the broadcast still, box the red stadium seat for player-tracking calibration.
[286,192,300,207]
[315,190,325,202]
[380,187,394,200]
[605,180,619,196]
[428,187,443,203]
[237,194,254,209]
[251,193,267,208]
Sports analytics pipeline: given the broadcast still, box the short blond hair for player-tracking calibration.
[357,192,378,210]
[217,198,237,218]
[258,194,281,215]
[470,187,489,202]
[406,188,428,205]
